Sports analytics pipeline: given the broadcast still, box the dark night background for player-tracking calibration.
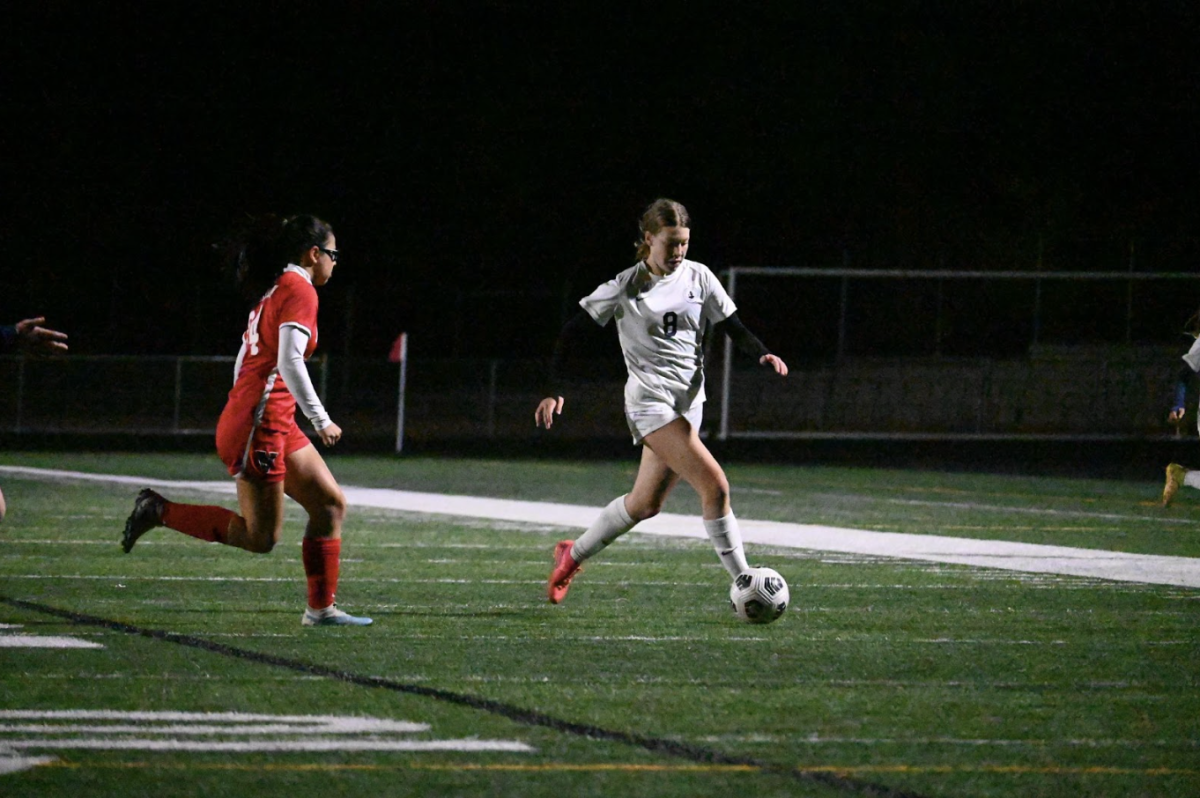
[5,3,1200,365]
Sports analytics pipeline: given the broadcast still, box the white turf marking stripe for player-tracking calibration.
[2,576,545,585]
[0,711,413,723]
[881,496,1192,524]
[0,636,104,649]
[698,734,1200,748]
[0,724,434,735]
[3,465,1199,588]
[0,466,239,496]
[1,739,533,752]
[0,711,533,754]
[0,756,56,775]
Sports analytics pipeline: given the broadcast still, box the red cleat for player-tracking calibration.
[548,539,582,604]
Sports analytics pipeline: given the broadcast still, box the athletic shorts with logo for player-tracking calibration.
[216,399,312,483]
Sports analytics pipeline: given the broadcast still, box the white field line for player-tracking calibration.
[0,626,104,649]
[0,636,104,649]
[0,739,533,752]
[697,734,1200,748]
[0,755,55,775]
[0,711,534,755]
[875,496,1194,524]
[3,465,1199,589]
[0,710,429,731]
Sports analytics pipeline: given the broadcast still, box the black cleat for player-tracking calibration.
[122,489,165,553]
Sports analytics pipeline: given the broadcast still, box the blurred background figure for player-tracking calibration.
[1161,309,1200,506]
[0,316,68,523]
[0,317,68,357]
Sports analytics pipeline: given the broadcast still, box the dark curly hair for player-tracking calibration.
[227,214,334,300]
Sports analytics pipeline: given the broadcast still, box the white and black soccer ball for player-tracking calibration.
[729,567,789,624]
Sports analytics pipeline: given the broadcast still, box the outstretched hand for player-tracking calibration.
[535,396,564,429]
[760,353,788,376]
[15,317,68,355]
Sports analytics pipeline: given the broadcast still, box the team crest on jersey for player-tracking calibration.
[253,449,279,474]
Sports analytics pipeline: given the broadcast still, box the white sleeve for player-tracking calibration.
[578,277,623,325]
[1184,337,1200,373]
[277,324,332,431]
[699,263,737,323]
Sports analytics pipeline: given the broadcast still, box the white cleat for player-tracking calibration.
[302,604,373,627]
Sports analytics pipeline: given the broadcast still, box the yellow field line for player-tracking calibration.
[38,761,1199,776]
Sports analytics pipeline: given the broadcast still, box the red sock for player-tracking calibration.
[302,537,341,610]
[161,502,234,544]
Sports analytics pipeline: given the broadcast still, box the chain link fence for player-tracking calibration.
[0,347,1186,444]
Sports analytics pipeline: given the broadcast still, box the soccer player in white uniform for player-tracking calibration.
[535,198,788,604]
[1161,312,1200,505]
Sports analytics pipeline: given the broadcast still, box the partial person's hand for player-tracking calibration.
[15,317,68,355]
[1169,407,1186,424]
[318,422,343,447]
[535,396,564,429]
[760,354,788,377]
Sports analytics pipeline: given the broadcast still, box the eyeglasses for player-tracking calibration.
[317,247,339,264]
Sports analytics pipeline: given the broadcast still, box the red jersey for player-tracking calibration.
[227,267,319,419]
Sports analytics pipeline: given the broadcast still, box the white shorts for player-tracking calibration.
[625,403,703,445]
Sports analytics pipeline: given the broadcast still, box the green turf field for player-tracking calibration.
[1,452,1198,797]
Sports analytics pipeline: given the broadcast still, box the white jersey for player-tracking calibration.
[1180,337,1200,437]
[1184,337,1200,373]
[580,259,736,418]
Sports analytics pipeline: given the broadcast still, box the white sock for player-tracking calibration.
[704,512,750,578]
[1185,471,1200,490]
[571,495,636,562]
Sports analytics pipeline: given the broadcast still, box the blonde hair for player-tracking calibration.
[634,198,690,263]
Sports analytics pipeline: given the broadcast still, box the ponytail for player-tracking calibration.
[223,213,334,301]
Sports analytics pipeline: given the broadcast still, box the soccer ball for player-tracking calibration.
[729,567,789,624]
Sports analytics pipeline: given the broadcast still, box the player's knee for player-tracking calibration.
[0,489,6,524]
[240,523,278,554]
[708,477,730,506]
[313,489,347,528]
[247,537,277,554]
[699,480,730,514]
[329,489,347,523]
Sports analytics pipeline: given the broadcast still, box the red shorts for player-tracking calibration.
[216,404,312,484]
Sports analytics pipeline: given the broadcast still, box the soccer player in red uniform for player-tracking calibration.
[121,215,371,626]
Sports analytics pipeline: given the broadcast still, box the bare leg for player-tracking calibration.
[283,445,355,616]
[283,445,346,541]
[641,417,747,576]
[640,417,730,520]
[225,478,286,553]
[624,444,682,521]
